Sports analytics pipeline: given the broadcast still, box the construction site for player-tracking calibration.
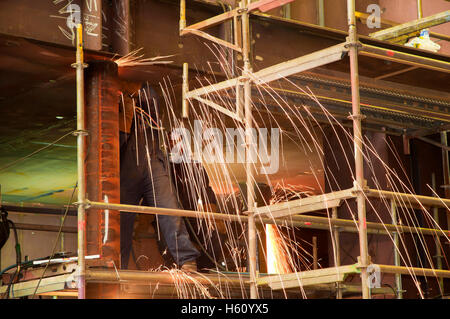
[0,0,449,300]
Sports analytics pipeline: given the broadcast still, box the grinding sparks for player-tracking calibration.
[113,48,174,67]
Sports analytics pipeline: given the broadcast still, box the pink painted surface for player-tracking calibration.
[249,0,294,12]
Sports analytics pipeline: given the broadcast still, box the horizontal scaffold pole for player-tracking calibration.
[366,188,450,209]
[375,264,450,279]
[82,199,449,237]
[86,269,245,286]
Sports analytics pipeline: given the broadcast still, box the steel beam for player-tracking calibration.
[84,59,120,299]
[359,44,450,74]
[111,0,131,55]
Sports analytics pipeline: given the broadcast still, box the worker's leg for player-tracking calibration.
[119,131,143,269]
[143,151,200,267]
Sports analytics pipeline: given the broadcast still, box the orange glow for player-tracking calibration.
[266,224,292,274]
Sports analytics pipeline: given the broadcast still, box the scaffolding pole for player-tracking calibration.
[241,0,258,300]
[391,201,403,299]
[171,0,450,300]
[332,207,343,299]
[72,24,88,300]
[85,200,449,237]
[431,174,444,296]
[347,0,370,299]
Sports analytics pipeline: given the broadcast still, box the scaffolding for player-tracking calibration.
[3,0,448,300]
[50,0,450,300]
[65,0,450,300]
[176,0,450,300]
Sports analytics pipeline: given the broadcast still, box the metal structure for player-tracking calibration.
[1,0,449,300]
[177,0,450,300]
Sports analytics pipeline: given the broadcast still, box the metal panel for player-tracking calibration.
[0,0,103,50]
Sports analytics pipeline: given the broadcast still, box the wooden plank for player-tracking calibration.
[257,199,341,219]
[269,274,346,290]
[251,42,348,85]
[258,264,360,284]
[254,188,355,218]
[369,10,450,41]
[356,11,450,43]
[257,264,360,289]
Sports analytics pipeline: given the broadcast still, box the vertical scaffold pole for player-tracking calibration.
[347,0,370,299]
[182,62,189,119]
[391,200,403,299]
[441,132,450,231]
[73,24,88,300]
[180,0,186,32]
[431,174,444,295]
[242,0,258,299]
[332,207,343,299]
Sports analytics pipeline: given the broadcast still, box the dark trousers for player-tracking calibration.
[119,130,200,269]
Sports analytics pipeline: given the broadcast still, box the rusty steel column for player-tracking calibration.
[111,0,130,55]
[84,60,121,299]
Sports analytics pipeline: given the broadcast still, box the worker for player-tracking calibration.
[159,131,228,270]
[118,81,200,271]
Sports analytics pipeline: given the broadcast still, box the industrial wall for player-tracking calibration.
[1,213,77,271]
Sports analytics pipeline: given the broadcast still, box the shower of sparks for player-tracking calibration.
[113,48,175,67]
[116,38,449,300]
